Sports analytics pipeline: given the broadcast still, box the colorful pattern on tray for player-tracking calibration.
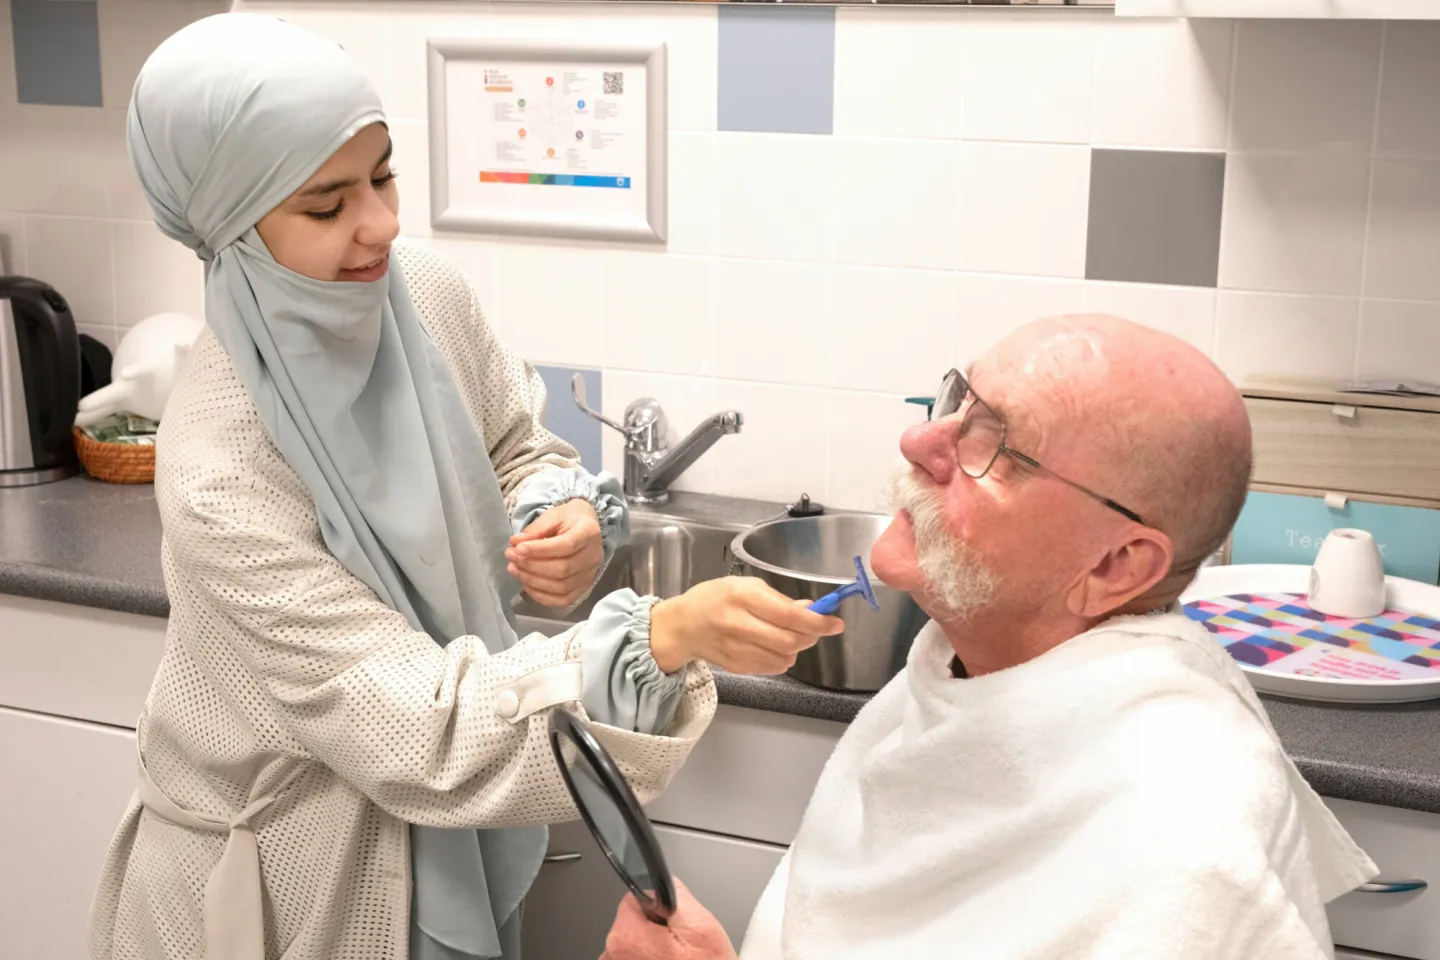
[1183,592,1440,682]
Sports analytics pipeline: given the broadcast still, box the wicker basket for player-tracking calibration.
[72,426,156,484]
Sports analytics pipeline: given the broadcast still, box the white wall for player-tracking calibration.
[3,1,1437,510]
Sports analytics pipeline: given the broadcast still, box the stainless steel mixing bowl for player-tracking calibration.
[729,514,928,692]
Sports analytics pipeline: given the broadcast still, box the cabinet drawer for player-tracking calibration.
[645,704,845,846]
[1327,798,1440,960]
[0,595,164,728]
[1246,397,1440,502]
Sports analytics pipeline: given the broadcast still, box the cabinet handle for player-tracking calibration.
[1357,879,1427,894]
[543,852,582,863]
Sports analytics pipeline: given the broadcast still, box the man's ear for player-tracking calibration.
[1067,529,1174,619]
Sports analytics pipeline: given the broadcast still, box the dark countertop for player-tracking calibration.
[0,476,167,618]
[4,476,1440,816]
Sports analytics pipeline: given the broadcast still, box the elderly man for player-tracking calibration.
[600,315,1377,960]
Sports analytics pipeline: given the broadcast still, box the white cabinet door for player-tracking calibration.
[654,825,785,947]
[1328,798,1440,960]
[0,707,137,960]
[644,705,844,846]
[522,820,786,959]
[523,820,630,960]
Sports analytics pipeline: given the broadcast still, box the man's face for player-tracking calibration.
[870,361,1099,625]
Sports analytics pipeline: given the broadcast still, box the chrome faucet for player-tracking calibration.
[571,374,742,505]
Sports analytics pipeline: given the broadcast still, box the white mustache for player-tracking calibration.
[886,466,998,620]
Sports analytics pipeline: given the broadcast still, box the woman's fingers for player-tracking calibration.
[706,607,820,675]
[514,567,593,596]
[508,550,601,581]
[736,581,845,637]
[512,525,589,559]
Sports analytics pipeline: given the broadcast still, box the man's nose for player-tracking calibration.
[900,418,958,485]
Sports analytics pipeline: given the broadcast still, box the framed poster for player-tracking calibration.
[427,38,668,243]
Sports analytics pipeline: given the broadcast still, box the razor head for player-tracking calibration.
[852,556,879,611]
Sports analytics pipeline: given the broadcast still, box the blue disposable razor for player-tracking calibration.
[808,556,880,615]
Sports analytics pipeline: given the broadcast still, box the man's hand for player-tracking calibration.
[600,879,738,960]
[506,499,604,608]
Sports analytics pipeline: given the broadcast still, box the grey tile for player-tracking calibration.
[11,0,103,107]
[535,364,602,475]
[1085,148,1225,289]
[718,5,834,136]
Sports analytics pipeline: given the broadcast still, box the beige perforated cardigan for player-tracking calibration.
[88,240,716,960]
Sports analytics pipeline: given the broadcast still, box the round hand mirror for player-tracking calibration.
[548,709,677,925]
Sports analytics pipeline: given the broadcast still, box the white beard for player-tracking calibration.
[885,467,999,621]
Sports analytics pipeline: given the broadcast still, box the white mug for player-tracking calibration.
[1308,528,1386,620]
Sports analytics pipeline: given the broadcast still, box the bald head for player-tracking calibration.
[979,314,1251,602]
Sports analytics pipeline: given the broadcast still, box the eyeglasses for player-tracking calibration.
[933,369,1146,527]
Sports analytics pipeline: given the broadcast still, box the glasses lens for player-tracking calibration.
[956,398,1005,479]
[933,371,967,420]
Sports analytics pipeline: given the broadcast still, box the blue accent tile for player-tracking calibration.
[718,5,834,136]
[12,0,103,107]
[535,365,603,475]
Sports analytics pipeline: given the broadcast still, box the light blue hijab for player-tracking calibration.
[129,13,544,959]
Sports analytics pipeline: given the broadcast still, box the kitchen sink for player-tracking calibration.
[513,512,746,624]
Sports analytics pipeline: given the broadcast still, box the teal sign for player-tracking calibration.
[1230,491,1440,585]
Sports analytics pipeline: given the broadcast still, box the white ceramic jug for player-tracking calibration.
[75,312,203,426]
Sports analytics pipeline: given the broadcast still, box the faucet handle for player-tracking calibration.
[623,398,669,454]
[571,373,627,435]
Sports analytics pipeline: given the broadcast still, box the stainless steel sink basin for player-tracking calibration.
[512,512,744,624]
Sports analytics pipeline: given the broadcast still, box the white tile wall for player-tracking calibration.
[833,138,960,271]
[825,391,924,514]
[710,259,831,387]
[1214,292,1359,384]
[959,13,1095,145]
[112,220,205,328]
[4,1,1439,511]
[1364,160,1440,302]
[602,251,713,376]
[1357,300,1440,382]
[1229,21,1382,155]
[25,217,117,330]
[1082,281,1218,357]
[832,9,965,141]
[699,379,830,505]
[952,273,1087,362]
[955,143,1092,278]
[488,242,606,368]
[713,134,834,263]
[1090,18,1232,151]
[1375,22,1440,159]
[1218,153,1371,296]
[828,266,957,395]
[17,107,113,217]
[0,0,216,344]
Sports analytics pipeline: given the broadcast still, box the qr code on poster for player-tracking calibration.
[603,71,624,95]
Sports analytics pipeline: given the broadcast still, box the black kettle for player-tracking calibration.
[0,276,82,487]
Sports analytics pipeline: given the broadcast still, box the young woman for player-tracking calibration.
[90,14,842,960]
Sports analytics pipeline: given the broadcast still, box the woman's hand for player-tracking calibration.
[506,499,605,608]
[647,577,844,675]
[601,879,738,960]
